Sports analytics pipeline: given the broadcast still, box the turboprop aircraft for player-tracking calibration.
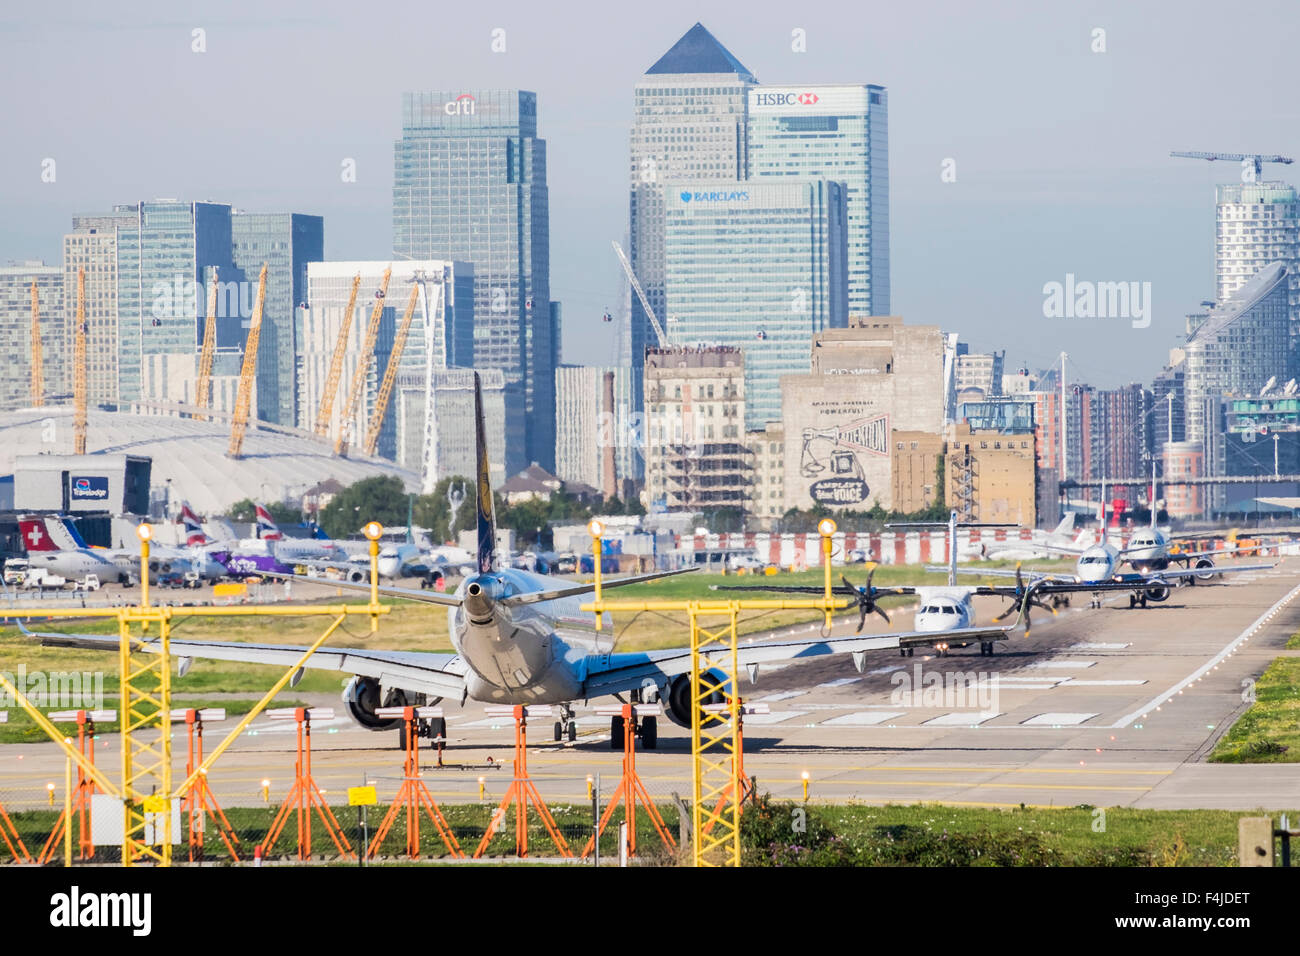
[15,375,1050,751]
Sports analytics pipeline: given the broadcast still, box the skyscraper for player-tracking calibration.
[1184,262,1292,502]
[663,179,848,429]
[231,212,323,427]
[0,261,61,410]
[629,24,756,419]
[748,84,889,316]
[393,89,553,472]
[113,200,247,408]
[1215,183,1299,344]
[63,211,135,406]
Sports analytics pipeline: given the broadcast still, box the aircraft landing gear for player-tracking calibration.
[553,704,577,742]
[979,641,995,656]
[899,646,915,657]
[609,712,659,750]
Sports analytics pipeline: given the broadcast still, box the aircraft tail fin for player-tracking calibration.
[255,504,283,541]
[179,502,208,547]
[473,372,496,573]
[1051,512,1074,538]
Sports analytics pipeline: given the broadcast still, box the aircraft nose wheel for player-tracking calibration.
[553,705,578,742]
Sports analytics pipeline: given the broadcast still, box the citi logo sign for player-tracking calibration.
[754,91,820,107]
[444,94,476,116]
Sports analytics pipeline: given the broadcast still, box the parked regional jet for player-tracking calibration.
[16,375,1049,751]
[19,515,226,583]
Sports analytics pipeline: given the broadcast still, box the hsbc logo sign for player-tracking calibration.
[444,94,477,116]
[754,91,821,107]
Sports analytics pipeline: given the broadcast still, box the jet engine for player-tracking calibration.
[1192,557,1217,583]
[1144,583,1171,602]
[341,676,404,731]
[665,668,734,728]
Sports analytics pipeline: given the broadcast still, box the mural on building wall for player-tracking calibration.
[798,409,890,506]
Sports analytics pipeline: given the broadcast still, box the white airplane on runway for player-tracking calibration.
[16,375,1048,752]
[19,515,227,584]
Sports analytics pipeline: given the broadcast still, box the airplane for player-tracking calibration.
[715,521,1133,656]
[930,521,1275,609]
[19,515,227,583]
[15,374,1050,752]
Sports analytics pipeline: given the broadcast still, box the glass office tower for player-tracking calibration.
[232,212,324,427]
[664,179,848,430]
[629,24,756,428]
[114,200,245,405]
[748,84,889,317]
[393,89,553,473]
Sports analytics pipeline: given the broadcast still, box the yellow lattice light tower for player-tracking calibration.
[582,517,845,867]
[0,522,391,866]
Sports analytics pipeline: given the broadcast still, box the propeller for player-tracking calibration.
[991,563,1058,629]
[842,564,896,632]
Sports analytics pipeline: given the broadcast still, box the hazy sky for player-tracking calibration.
[2,0,1298,388]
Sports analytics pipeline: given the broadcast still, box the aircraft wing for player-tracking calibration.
[1126,562,1275,583]
[16,623,468,700]
[923,564,1077,584]
[500,567,700,608]
[582,620,1021,699]
[257,571,463,608]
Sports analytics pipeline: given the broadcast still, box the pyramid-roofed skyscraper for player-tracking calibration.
[627,24,757,438]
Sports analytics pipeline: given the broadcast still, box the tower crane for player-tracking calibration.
[335,267,392,456]
[362,283,422,457]
[194,266,219,421]
[226,264,268,459]
[1171,150,1295,181]
[611,241,670,348]
[314,272,361,437]
[29,281,43,407]
[72,269,87,455]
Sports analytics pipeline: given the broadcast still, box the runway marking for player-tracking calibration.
[818,677,863,688]
[866,665,907,676]
[770,778,1151,793]
[1027,660,1096,669]
[922,711,1001,726]
[743,710,810,725]
[821,711,906,726]
[1112,580,1300,729]
[1057,679,1147,687]
[1021,712,1099,726]
[993,675,1071,683]
[759,690,808,702]
[1070,642,1131,650]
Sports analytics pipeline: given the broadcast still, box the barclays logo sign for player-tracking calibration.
[679,190,749,203]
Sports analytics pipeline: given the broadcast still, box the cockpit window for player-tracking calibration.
[942,605,957,614]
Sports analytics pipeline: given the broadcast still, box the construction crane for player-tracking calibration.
[1171,150,1295,181]
[226,264,268,459]
[335,267,392,456]
[611,241,670,348]
[362,283,422,457]
[72,269,87,454]
[313,272,361,437]
[194,266,219,421]
[29,281,43,407]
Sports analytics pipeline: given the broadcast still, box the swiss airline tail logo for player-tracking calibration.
[179,503,208,547]
[255,505,282,541]
[18,516,80,552]
[19,518,55,552]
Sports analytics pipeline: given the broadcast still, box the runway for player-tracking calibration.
[3,560,1299,812]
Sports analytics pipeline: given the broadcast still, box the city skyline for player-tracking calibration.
[4,0,1298,391]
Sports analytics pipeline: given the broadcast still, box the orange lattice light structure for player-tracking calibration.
[582,703,675,859]
[174,707,241,861]
[38,709,112,863]
[259,707,354,861]
[473,705,573,859]
[366,706,462,860]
